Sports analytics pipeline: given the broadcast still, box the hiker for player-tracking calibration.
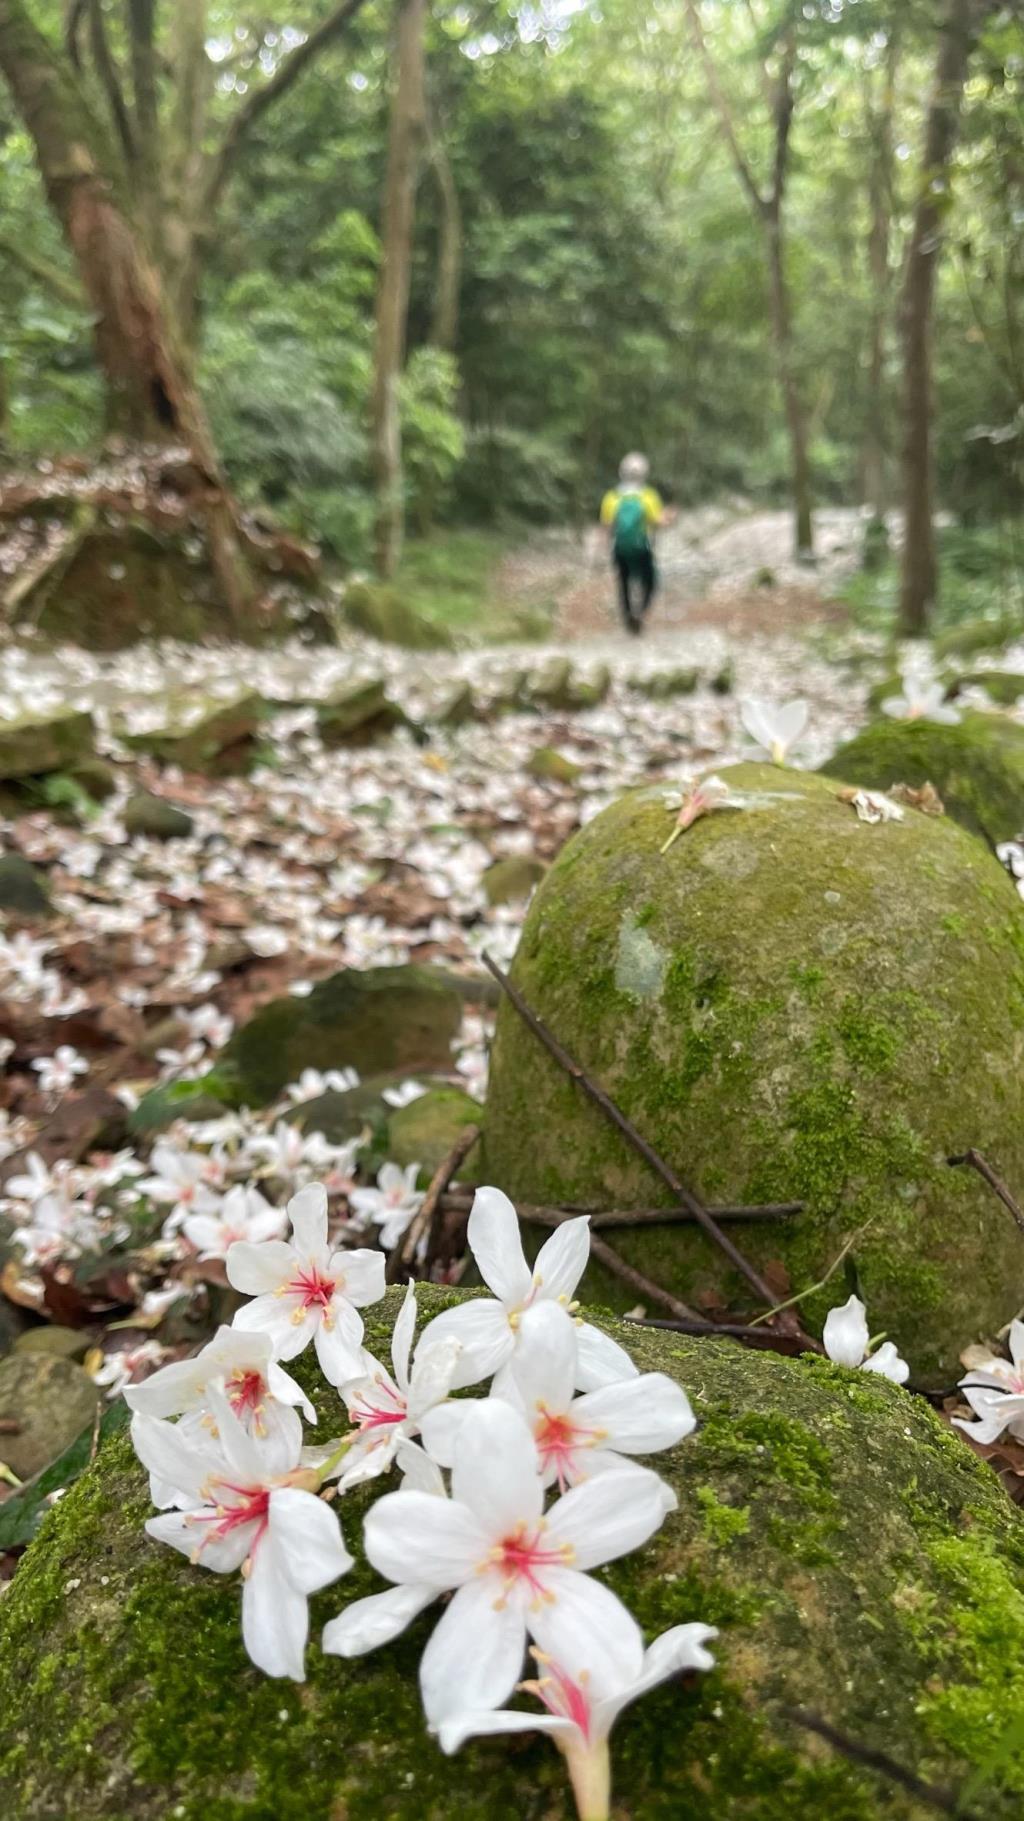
[600,453,669,634]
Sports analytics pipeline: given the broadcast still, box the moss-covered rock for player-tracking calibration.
[821,712,1024,847]
[526,657,575,710]
[0,1351,100,1479]
[431,681,475,727]
[934,612,1022,661]
[951,669,1024,707]
[527,746,582,784]
[633,666,700,699]
[316,679,409,747]
[483,765,1024,1384]
[0,854,51,917]
[342,582,455,651]
[223,966,464,1106]
[123,792,195,840]
[386,1085,482,1177]
[3,1286,1024,1819]
[568,664,611,708]
[121,693,264,776]
[483,853,547,905]
[0,708,95,780]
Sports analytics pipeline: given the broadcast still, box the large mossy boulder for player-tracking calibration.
[0,708,95,780]
[120,693,264,775]
[483,765,1024,1384]
[821,712,1024,847]
[3,1286,1024,1819]
[223,965,464,1105]
[386,1084,482,1176]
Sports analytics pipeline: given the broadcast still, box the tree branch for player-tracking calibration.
[64,0,88,73]
[205,0,369,209]
[684,0,766,214]
[769,28,796,210]
[87,0,136,165]
[128,0,159,184]
[0,233,86,309]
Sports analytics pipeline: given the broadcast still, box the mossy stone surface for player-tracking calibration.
[0,708,95,780]
[123,792,195,840]
[223,965,463,1105]
[121,693,264,776]
[3,1286,1024,1819]
[526,657,575,709]
[821,711,1024,846]
[527,745,582,784]
[952,669,1024,707]
[483,764,1024,1383]
[316,679,408,746]
[386,1085,482,1177]
[0,854,51,916]
[342,581,454,651]
[483,853,547,905]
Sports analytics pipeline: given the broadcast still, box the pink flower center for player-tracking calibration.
[488,1521,573,1602]
[227,1369,267,1417]
[190,1482,269,1558]
[534,1407,600,1493]
[529,1657,594,1741]
[287,1265,336,1313]
[351,1379,407,1433]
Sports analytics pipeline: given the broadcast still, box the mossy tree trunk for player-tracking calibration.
[898,0,992,637]
[372,0,428,579]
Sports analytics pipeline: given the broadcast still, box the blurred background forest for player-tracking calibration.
[0,0,1022,638]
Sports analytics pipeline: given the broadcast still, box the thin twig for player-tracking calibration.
[780,1707,979,1820]
[0,1419,20,1435]
[627,1315,824,1356]
[949,1148,1024,1236]
[388,1124,480,1284]
[588,1233,706,1324]
[88,1398,103,1466]
[482,951,787,1319]
[440,1191,804,1229]
[747,1227,865,1328]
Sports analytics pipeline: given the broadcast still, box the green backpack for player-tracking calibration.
[612,491,650,560]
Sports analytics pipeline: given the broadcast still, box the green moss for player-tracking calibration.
[821,712,1024,849]
[5,1290,1024,1818]
[482,766,1024,1384]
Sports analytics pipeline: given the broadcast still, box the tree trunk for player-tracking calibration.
[163,0,210,346]
[372,0,427,579]
[861,42,897,520]
[763,205,813,558]
[426,107,461,351]
[898,0,986,636]
[0,0,252,622]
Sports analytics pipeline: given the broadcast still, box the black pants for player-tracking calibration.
[614,549,656,630]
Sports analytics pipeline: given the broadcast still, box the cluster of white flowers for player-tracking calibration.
[953,1320,1024,1446]
[128,1183,713,1818]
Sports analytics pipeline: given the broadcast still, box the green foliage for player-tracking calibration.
[839,522,1024,640]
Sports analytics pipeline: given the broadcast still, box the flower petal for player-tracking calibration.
[287,1182,328,1258]
[269,1487,353,1593]
[545,1464,675,1570]
[862,1341,909,1385]
[571,1373,695,1456]
[511,1301,578,1416]
[822,1295,869,1369]
[533,1216,591,1305]
[234,1295,315,1361]
[322,1583,438,1657]
[451,1401,543,1535]
[1009,1320,1024,1370]
[225,1239,295,1296]
[314,1309,365,1385]
[267,1358,317,1424]
[335,1247,387,1309]
[242,1534,309,1679]
[467,1186,531,1304]
[124,1356,201,1418]
[416,1299,513,1389]
[145,1509,255,1574]
[528,1567,643,1695]
[407,1338,462,1422]
[575,1322,640,1391]
[364,1489,486,1588]
[131,1411,220,1504]
[437,1709,573,1754]
[420,1574,527,1726]
[596,1623,718,1730]
[418,1401,469,1468]
[391,1280,418,1392]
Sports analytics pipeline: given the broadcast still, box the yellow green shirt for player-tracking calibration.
[600,485,664,529]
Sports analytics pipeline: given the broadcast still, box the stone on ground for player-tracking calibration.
[2,1287,1023,1818]
[483,764,1024,1383]
[0,709,95,780]
[482,854,547,905]
[123,792,195,840]
[385,1086,482,1177]
[223,965,463,1105]
[633,666,700,698]
[951,670,1024,707]
[821,711,1024,846]
[0,1352,100,1479]
[0,854,51,917]
[316,679,408,747]
[526,746,581,784]
[120,693,264,775]
[526,657,575,709]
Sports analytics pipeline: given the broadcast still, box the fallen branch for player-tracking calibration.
[440,1190,804,1230]
[387,1123,480,1284]
[588,1233,706,1324]
[627,1315,823,1357]
[482,951,792,1323]
[780,1707,978,1819]
[948,1148,1024,1236]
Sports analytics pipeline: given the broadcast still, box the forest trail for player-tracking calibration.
[501,504,871,644]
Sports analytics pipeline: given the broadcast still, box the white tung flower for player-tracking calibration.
[381,1080,427,1110]
[439,1624,717,1820]
[348,1162,424,1251]
[322,1399,675,1727]
[953,1320,1024,1446]
[881,675,960,725]
[132,1386,352,1681]
[822,1295,909,1384]
[334,1282,461,1489]
[424,1300,695,1491]
[414,1188,638,1393]
[140,1144,223,1226]
[227,1182,385,1383]
[660,774,740,854]
[31,1046,89,1095]
[183,1183,287,1260]
[739,696,808,765]
[284,1067,360,1104]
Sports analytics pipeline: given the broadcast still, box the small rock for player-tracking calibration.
[120,692,264,775]
[317,680,408,747]
[633,667,700,699]
[527,746,582,785]
[386,1087,482,1178]
[483,855,548,905]
[0,1353,100,1480]
[710,659,735,695]
[123,792,195,839]
[0,708,95,781]
[14,1327,92,1363]
[432,682,475,728]
[526,658,576,710]
[568,666,610,708]
[0,853,51,917]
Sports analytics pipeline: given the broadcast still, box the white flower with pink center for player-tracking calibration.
[334,1282,461,1490]
[660,773,742,854]
[822,1295,909,1384]
[438,1625,717,1820]
[131,1385,352,1680]
[414,1187,638,1394]
[954,1319,1024,1446]
[424,1301,694,1491]
[348,1161,424,1251]
[183,1183,287,1260]
[322,1399,675,1727]
[140,1143,223,1228]
[227,1182,384,1383]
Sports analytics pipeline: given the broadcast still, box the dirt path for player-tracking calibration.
[500,503,870,643]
